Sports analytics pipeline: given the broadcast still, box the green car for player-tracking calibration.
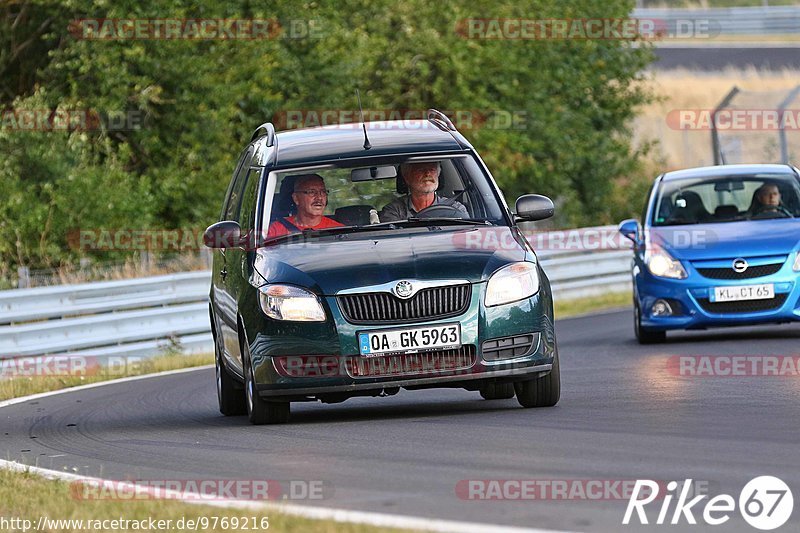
[205,110,560,424]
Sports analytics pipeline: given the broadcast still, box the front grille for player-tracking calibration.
[696,293,788,314]
[696,263,783,280]
[482,333,539,361]
[338,284,471,324]
[348,345,477,378]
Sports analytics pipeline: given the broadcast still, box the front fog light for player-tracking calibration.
[651,299,673,317]
[485,262,540,307]
[259,285,326,321]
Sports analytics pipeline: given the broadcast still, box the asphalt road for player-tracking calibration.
[654,46,800,71]
[3,310,800,532]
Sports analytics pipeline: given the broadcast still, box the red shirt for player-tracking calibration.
[266,215,344,238]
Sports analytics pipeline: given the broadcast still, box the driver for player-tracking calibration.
[750,183,790,218]
[379,161,468,222]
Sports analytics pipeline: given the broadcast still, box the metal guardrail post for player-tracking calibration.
[777,86,800,165]
[16,267,29,289]
[712,86,740,166]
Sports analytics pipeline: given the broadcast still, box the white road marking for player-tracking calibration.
[0,365,579,533]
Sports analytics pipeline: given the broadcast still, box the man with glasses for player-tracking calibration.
[267,174,343,238]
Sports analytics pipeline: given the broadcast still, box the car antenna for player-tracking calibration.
[356,88,371,150]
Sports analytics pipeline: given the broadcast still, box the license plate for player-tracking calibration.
[710,284,775,303]
[358,323,461,357]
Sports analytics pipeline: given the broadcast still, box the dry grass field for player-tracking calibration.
[634,68,800,171]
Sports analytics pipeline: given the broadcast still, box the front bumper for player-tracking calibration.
[635,262,800,330]
[243,281,557,399]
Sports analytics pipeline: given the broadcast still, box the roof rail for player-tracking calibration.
[250,122,276,146]
[427,109,457,131]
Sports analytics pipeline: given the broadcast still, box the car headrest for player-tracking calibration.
[334,205,374,226]
[714,205,738,219]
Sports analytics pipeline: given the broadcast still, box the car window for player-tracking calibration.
[237,168,262,231]
[261,156,506,240]
[652,174,800,225]
[223,150,254,221]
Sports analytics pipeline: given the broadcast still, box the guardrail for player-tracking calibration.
[632,6,800,36]
[0,227,633,359]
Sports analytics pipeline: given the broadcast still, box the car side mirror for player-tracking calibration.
[618,218,641,245]
[204,220,243,249]
[515,194,554,221]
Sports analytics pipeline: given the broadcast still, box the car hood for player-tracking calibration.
[253,226,530,295]
[649,219,800,261]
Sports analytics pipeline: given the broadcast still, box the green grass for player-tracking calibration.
[554,291,631,319]
[0,352,213,402]
[0,468,401,533]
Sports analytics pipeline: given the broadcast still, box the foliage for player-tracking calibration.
[0,0,654,270]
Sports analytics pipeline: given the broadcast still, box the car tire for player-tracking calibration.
[634,301,666,344]
[514,349,560,408]
[480,382,516,400]
[243,342,290,425]
[214,324,246,416]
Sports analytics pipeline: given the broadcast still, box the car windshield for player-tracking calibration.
[651,173,800,226]
[261,155,506,243]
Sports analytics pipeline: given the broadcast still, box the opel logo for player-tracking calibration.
[394,280,414,299]
[732,258,748,273]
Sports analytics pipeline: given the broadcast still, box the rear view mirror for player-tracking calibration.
[515,194,554,221]
[351,165,398,182]
[204,220,243,249]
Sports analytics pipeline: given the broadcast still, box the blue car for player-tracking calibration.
[619,164,800,343]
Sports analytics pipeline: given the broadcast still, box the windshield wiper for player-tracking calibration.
[262,218,491,246]
[400,217,493,227]
[262,224,397,245]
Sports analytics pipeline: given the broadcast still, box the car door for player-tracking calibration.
[213,147,253,375]
[225,166,263,364]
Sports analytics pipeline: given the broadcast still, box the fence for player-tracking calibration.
[632,6,800,36]
[0,226,632,360]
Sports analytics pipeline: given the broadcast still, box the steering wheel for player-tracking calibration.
[751,206,792,219]
[414,204,467,219]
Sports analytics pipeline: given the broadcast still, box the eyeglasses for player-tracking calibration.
[295,189,329,198]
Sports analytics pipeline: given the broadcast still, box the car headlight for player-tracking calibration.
[259,285,326,321]
[794,251,800,272]
[485,262,540,307]
[645,244,688,279]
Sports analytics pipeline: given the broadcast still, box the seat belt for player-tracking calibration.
[277,217,303,232]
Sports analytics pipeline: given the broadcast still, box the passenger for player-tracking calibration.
[267,174,344,238]
[379,161,468,222]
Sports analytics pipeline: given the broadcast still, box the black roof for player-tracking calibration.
[661,164,797,182]
[254,120,471,168]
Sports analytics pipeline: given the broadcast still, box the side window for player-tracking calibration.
[223,149,254,221]
[237,168,262,231]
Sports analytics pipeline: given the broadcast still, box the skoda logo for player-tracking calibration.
[732,258,748,273]
[394,280,414,299]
